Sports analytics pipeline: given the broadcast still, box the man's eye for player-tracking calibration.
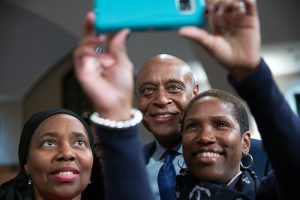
[141,87,155,96]
[167,85,182,93]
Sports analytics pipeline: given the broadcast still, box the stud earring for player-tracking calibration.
[27,175,32,185]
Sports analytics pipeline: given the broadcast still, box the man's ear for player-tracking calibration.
[193,83,199,95]
[242,131,251,155]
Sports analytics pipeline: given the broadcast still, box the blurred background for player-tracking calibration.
[1,0,300,184]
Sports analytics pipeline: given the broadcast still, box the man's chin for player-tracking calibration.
[155,133,182,142]
[154,134,182,149]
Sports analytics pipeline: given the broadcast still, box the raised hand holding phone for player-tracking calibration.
[74,12,133,121]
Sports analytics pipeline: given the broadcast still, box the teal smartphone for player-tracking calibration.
[94,0,206,33]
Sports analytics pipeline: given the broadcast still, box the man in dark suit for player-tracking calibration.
[135,54,199,199]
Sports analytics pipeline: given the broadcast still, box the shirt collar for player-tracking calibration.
[227,171,242,186]
[153,141,182,160]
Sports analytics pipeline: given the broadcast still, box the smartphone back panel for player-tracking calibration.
[94,0,206,33]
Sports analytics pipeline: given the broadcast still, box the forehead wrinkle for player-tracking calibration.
[188,99,238,123]
[33,114,87,137]
[137,54,192,78]
[137,63,194,85]
[37,131,57,139]
[136,55,196,95]
[35,130,87,140]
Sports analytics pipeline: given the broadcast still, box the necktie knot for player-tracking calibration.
[162,151,177,168]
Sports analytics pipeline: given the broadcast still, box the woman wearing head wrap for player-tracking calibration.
[0,108,104,200]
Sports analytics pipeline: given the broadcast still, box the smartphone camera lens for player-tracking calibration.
[179,0,191,11]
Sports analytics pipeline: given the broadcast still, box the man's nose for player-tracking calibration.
[153,89,172,106]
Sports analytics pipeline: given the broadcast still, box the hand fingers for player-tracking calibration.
[205,0,257,34]
[178,26,216,54]
[74,35,106,62]
[206,0,256,16]
[73,34,107,79]
[98,53,116,67]
[107,29,132,68]
[205,0,234,34]
[83,11,96,37]
[244,0,257,16]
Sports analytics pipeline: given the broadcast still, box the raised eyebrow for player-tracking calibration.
[139,81,155,86]
[139,79,184,86]
[212,115,231,121]
[165,79,185,87]
[71,131,89,139]
[38,132,57,139]
[211,116,234,124]
[38,131,88,139]
[138,81,156,90]
[184,118,199,125]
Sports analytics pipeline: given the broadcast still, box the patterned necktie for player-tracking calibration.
[158,150,177,200]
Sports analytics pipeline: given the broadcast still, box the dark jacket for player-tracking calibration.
[176,168,258,200]
[230,59,300,199]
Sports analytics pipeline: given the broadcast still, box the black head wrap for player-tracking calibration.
[18,108,94,169]
[0,108,104,200]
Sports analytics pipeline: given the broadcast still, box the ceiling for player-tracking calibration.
[1,0,300,102]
